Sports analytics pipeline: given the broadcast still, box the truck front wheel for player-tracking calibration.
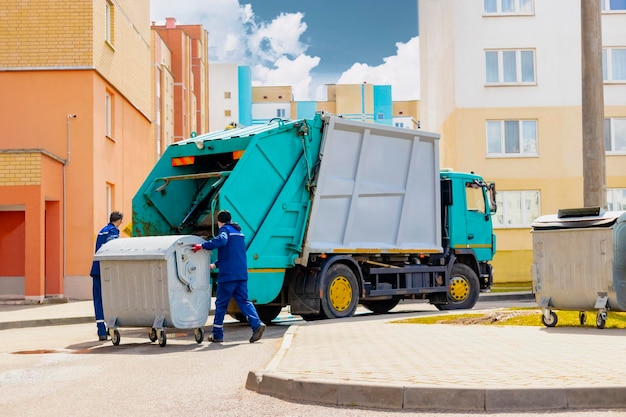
[320,263,359,319]
[436,263,480,310]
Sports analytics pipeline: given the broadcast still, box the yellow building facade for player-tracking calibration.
[419,0,626,283]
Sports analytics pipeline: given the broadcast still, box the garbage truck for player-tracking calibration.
[131,112,497,322]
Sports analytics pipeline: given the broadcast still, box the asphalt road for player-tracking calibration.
[1,298,625,417]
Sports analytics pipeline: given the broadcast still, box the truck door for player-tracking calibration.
[465,181,494,261]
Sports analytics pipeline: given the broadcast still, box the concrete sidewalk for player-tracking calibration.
[3,292,626,412]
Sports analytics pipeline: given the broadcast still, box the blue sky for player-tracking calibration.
[150,0,420,101]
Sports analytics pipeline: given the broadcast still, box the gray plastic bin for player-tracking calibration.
[531,208,626,329]
[93,234,211,346]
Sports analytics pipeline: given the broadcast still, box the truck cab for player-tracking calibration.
[440,170,497,290]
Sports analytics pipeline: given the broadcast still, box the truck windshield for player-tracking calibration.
[466,182,486,214]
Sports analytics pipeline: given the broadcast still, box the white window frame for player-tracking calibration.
[601,0,626,12]
[602,48,626,82]
[485,49,536,85]
[483,0,534,15]
[607,188,626,211]
[486,119,538,156]
[493,190,540,228]
[604,117,626,153]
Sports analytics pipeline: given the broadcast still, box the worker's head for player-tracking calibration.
[110,211,123,225]
[217,210,231,225]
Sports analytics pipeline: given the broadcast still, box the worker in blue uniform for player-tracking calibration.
[193,210,266,343]
[90,211,123,341]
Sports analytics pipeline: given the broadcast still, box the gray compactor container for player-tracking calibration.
[93,234,211,346]
[531,208,626,328]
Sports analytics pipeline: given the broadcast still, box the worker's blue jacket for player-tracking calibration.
[89,223,120,277]
[200,223,247,283]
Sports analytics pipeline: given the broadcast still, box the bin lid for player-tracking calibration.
[531,209,626,230]
[93,235,204,261]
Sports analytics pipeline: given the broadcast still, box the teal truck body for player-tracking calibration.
[132,113,497,322]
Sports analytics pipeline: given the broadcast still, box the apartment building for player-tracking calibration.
[419,0,626,282]
[152,18,209,139]
[0,0,153,300]
[208,63,253,130]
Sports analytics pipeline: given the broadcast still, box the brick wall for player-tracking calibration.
[0,0,93,67]
[0,152,41,186]
[0,0,151,118]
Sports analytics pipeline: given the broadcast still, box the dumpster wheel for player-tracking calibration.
[596,311,607,329]
[111,330,121,346]
[194,328,204,344]
[158,330,167,347]
[149,328,158,342]
[541,311,558,327]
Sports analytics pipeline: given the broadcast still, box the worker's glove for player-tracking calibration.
[192,244,203,253]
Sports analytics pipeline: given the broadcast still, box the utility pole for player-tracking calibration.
[581,0,606,208]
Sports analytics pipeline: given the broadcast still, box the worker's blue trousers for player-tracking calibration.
[212,280,262,339]
[91,275,107,336]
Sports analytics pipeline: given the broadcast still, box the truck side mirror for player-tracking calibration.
[441,179,453,206]
[488,183,497,214]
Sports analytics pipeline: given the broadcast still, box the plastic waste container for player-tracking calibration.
[93,234,211,346]
[531,207,626,329]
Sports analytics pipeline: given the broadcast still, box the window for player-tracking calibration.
[602,48,626,82]
[106,183,114,223]
[105,91,113,138]
[466,183,487,214]
[602,0,626,11]
[376,112,384,121]
[224,110,231,117]
[607,188,626,210]
[105,0,114,44]
[485,49,535,84]
[493,190,540,228]
[487,119,537,156]
[276,108,285,118]
[484,0,533,14]
[604,118,626,152]
[224,92,231,99]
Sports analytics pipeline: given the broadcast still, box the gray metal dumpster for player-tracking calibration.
[93,234,211,346]
[531,208,626,329]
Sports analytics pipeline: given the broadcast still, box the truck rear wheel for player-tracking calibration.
[361,298,400,314]
[436,263,479,310]
[320,263,359,319]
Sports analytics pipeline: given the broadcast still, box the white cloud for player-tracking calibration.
[337,36,420,101]
[150,1,419,101]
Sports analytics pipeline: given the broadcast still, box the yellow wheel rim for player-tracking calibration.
[328,275,352,312]
[449,276,469,302]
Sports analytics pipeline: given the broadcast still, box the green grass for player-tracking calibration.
[393,308,626,329]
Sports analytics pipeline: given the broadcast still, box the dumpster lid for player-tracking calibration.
[93,235,204,261]
[531,209,626,230]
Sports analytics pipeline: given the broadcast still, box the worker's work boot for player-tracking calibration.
[249,323,266,343]
[207,334,223,343]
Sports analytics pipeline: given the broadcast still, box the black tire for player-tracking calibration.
[361,298,401,314]
[542,311,558,327]
[320,263,359,319]
[596,313,606,329]
[158,330,167,347]
[436,263,480,311]
[579,311,586,326]
[194,328,204,344]
[256,305,282,324]
[111,330,121,346]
